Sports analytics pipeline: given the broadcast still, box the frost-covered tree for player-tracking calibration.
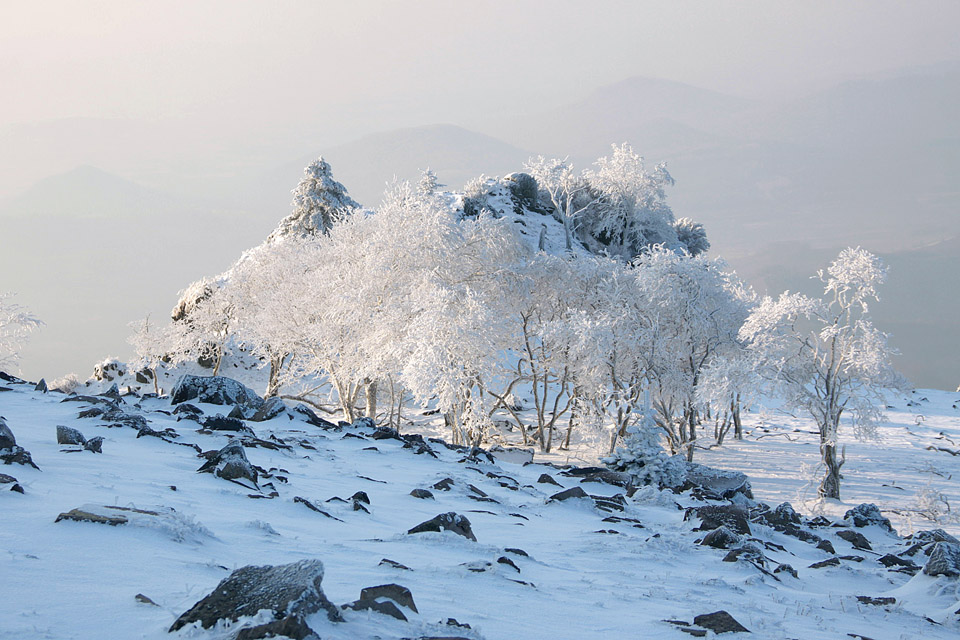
[268,157,359,241]
[583,143,679,258]
[127,314,169,395]
[740,247,905,499]
[674,217,710,256]
[525,144,700,261]
[166,277,237,375]
[524,156,600,252]
[0,293,43,371]
[634,247,753,460]
[603,413,688,489]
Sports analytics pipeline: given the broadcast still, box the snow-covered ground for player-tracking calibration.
[2,379,959,639]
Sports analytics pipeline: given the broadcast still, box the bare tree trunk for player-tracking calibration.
[265,353,288,398]
[732,395,743,440]
[819,441,844,499]
[364,379,378,421]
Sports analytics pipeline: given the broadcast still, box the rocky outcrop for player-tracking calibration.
[170,375,263,411]
[169,559,341,632]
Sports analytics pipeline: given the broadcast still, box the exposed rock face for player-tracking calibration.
[197,441,258,485]
[408,512,477,541]
[922,542,960,577]
[170,375,264,411]
[844,503,894,532]
[169,559,341,632]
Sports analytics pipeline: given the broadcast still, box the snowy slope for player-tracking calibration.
[2,378,960,640]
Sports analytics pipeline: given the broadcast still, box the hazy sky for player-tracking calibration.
[3,1,960,386]
[4,1,959,136]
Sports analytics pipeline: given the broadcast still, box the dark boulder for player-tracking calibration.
[359,583,418,613]
[0,472,23,493]
[197,441,258,485]
[723,544,765,566]
[911,529,960,545]
[693,611,750,634]
[251,397,287,422]
[844,503,894,533]
[342,598,407,621]
[0,420,38,470]
[83,436,104,454]
[432,478,455,491]
[504,172,539,208]
[561,466,633,488]
[774,563,798,579]
[762,502,802,528]
[235,615,316,640]
[408,512,477,541]
[683,464,753,500]
[170,375,264,411]
[922,542,960,577]
[201,414,250,433]
[56,425,86,446]
[537,473,561,486]
[0,417,16,450]
[836,530,873,551]
[172,403,202,417]
[410,489,434,499]
[35,378,48,393]
[693,505,751,536]
[169,559,341,632]
[293,405,338,429]
[700,526,741,549]
[548,486,589,502]
[878,554,916,569]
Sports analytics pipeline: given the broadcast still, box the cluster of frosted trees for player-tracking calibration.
[130,149,902,499]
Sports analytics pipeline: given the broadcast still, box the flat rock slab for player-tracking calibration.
[54,504,212,542]
[693,610,750,634]
[408,512,477,541]
[170,559,341,632]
